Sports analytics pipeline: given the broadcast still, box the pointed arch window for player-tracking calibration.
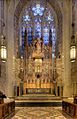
[19,1,57,56]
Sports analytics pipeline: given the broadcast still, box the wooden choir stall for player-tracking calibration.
[62,95,77,118]
[0,91,15,118]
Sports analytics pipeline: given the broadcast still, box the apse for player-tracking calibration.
[14,0,59,96]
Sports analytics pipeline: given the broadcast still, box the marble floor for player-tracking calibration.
[11,107,73,119]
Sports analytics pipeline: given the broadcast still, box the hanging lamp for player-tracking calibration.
[70,23,76,62]
[0,35,7,62]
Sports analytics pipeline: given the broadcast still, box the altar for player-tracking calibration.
[26,88,51,94]
[17,38,55,96]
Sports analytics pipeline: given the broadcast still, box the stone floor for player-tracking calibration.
[11,107,73,119]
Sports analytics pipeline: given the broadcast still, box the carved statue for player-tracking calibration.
[35,38,42,52]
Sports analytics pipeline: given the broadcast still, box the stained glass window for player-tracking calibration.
[51,27,56,52]
[43,27,49,44]
[46,11,54,24]
[22,27,25,47]
[35,22,41,38]
[23,15,30,22]
[28,27,33,44]
[32,4,44,16]
[20,1,57,54]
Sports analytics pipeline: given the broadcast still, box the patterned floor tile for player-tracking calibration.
[11,107,69,119]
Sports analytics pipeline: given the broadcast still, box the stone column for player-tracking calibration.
[62,0,72,97]
[5,0,16,97]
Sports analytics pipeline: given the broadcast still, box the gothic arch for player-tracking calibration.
[14,0,63,57]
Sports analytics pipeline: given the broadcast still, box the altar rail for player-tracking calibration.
[0,100,15,119]
[62,101,77,118]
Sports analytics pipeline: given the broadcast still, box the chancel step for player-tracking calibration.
[15,95,62,107]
